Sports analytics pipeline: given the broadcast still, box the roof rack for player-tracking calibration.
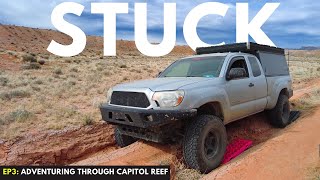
[196,42,284,55]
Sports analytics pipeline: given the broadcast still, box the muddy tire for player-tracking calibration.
[183,115,227,173]
[114,126,136,148]
[268,94,290,128]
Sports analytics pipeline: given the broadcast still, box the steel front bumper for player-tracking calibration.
[100,104,197,128]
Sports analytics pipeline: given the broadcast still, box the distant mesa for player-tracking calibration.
[298,46,320,50]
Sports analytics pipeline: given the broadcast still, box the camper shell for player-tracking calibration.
[196,42,289,77]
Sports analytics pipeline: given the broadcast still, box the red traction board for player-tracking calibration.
[222,139,253,164]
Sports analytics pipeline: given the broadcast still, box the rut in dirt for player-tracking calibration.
[0,123,116,165]
[75,112,279,166]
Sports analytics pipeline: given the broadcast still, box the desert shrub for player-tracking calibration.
[31,85,41,92]
[0,109,34,125]
[0,77,9,86]
[21,63,41,70]
[120,64,128,68]
[104,71,113,76]
[73,60,81,64]
[53,67,63,75]
[34,79,43,85]
[65,59,72,63]
[317,67,320,72]
[175,169,203,180]
[22,54,37,63]
[0,90,31,100]
[38,59,45,65]
[70,67,78,73]
[42,55,49,60]
[122,76,129,81]
[82,115,94,126]
[133,69,142,73]
[68,80,76,86]
[97,67,104,71]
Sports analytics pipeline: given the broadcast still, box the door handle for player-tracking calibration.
[249,83,254,87]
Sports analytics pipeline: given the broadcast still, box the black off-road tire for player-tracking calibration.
[114,126,136,148]
[268,94,290,128]
[183,115,227,173]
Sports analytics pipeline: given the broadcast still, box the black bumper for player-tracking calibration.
[100,104,197,128]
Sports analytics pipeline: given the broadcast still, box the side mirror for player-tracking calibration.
[227,68,247,80]
[157,71,162,77]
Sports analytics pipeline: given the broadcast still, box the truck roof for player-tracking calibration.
[182,52,253,60]
[184,43,289,77]
[196,42,285,56]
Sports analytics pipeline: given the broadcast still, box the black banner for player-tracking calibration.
[0,166,170,180]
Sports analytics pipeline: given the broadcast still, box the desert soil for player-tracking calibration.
[203,108,320,180]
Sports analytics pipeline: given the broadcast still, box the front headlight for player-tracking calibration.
[152,90,184,107]
[106,88,113,103]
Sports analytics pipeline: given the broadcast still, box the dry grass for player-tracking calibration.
[175,169,203,180]
[0,52,178,140]
[287,50,320,89]
[292,87,320,111]
[307,161,320,180]
[289,61,320,82]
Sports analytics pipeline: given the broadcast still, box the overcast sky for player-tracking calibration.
[0,0,319,48]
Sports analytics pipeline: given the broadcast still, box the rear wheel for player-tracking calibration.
[268,94,290,128]
[183,115,227,173]
[114,126,136,147]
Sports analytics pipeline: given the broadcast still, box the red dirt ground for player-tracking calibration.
[203,107,320,180]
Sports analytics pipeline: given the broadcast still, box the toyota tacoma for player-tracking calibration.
[100,42,293,173]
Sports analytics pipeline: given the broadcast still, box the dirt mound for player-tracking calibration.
[0,25,194,56]
[0,123,115,165]
[226,112,278,145]
[75,141,179,166]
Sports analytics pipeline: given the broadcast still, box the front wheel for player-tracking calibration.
[114,126,136,148]
[183,115,227,173]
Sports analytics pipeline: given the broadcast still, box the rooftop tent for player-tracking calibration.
[196,42,289,77]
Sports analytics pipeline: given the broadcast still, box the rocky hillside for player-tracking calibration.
[0,25,194,57]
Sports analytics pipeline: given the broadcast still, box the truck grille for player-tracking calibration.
[110,91,150,108]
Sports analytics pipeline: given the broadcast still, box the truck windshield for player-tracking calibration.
[160,56,226,78]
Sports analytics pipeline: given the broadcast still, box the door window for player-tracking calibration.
[228,58,249,78]
[248,57,262,77]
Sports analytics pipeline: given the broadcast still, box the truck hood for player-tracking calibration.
[114,77,212,91]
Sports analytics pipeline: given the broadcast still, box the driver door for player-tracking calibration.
[225,56,257,122]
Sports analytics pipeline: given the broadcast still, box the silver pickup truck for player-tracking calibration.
[100,43,293,173]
